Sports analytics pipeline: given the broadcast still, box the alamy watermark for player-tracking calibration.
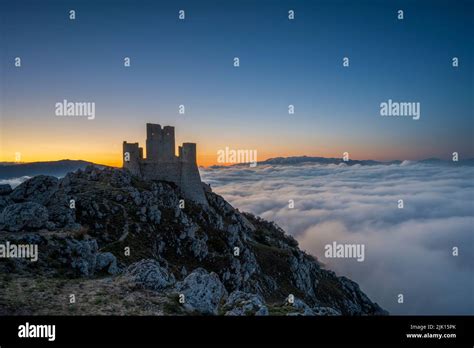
[217,146,257,167]
[18,322,55,341]
[324,241,365,262]
[0,241,38,262]
[380,99,420,120]
[55,99,95,120]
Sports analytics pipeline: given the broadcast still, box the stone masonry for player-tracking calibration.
[123,123,208,206]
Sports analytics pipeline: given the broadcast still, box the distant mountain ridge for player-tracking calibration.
[258,156,474,166]
[260,156,395,166]
[0,160,107,180]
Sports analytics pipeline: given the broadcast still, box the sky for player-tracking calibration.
[1,0,473,166]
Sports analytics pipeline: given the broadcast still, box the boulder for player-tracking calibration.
[10,175,59,205]
[175,268,227,315]
[65,239,99,276]
[0,202,49,232]
[224,291,268,316]
[286,297,315,316]
[45,191,75,227]
[126,259,175,290]
[95,252,119,275]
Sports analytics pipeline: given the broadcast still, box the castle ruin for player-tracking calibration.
[123,123,208,206]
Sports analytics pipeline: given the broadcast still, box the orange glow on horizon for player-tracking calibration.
[1,114,445,169]
[0,149,421,168]
[0,130,439,168]
[1,146,343,168]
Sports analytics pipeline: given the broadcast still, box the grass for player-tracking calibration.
[0,275,169,315]
[162,294,185,315]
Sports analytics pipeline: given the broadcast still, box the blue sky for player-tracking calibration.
[1,0,473,165]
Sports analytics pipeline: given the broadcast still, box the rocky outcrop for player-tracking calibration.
[0,202,49,232]
[67,239,100,276]
[54,238,119,276]
[175,268,227,315]
[126,259,175,291]
[95,252,119,275]
[286,297,317,316]
[10,175,59,205]
[0,166,387,316]
[223,291,268,316]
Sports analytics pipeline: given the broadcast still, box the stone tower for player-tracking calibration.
[146,124,175,161]
[123,124,208,206]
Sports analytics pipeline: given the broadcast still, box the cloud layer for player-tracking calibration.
[201,162,474,314]
[0,176,30,188]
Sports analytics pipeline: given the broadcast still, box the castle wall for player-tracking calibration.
[181,143,197,163]
[141,161,182,185]
[123,141,142,176]
[146,123,175,161]
[140,160,207,205]
[162,126,175,160]
[123,124,208,206]
[180,161,207,205]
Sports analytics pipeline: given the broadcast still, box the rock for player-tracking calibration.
[10,175,59,205]
[175,268,227,315]
[65,239,99,276]
[180,266,188,277]
[45,191,75,228]
[337,276,388,315]
[0,184,12,195]
[110,169,132,188]
[147,205,161,224]
[240,248,259,281]
[190,236,208,260]
[224,291,268,316]
[289,253,319,299]
[95,252,119,275]
[0,202,49,232]
[286,297,315,316]
[126,259,175,290]
[0,196,13,214]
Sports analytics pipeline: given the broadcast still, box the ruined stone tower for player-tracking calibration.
[123,123,208,206]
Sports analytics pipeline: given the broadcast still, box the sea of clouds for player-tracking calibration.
[201,162,474,315]
[0,176,30,188]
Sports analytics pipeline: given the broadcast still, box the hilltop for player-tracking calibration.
[0,160,105,180]
[0,166,387,316]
